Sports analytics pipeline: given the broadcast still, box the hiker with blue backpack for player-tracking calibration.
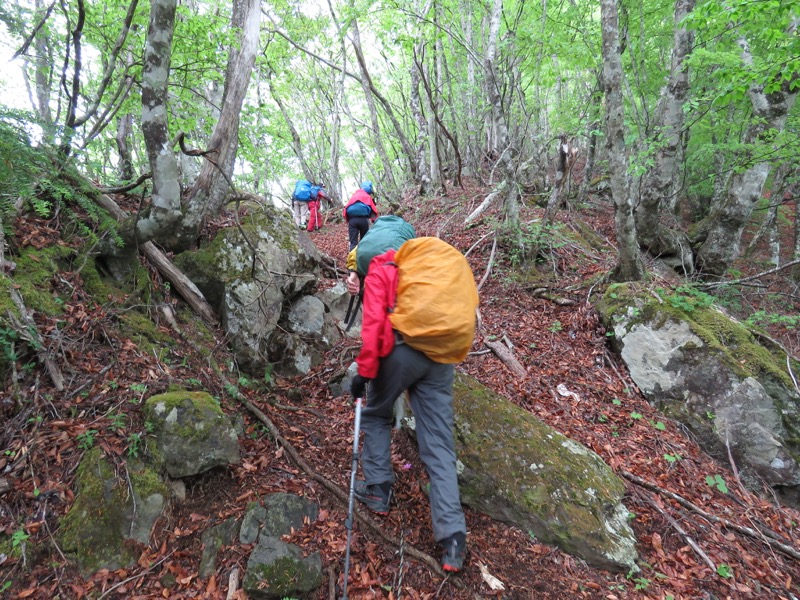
[343,181,378,250]
[292,179,313,229]
[347,219,479,574]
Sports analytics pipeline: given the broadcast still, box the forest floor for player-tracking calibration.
[1,176,800,599]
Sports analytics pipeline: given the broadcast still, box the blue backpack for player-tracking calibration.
[293,180,312,201]
[346,201,372,218]
[310,185,321,201]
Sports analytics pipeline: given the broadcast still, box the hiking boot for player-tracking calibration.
[440,532,467,573]
[354,481,392,515]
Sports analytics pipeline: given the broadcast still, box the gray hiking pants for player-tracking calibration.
[361,339,467,543]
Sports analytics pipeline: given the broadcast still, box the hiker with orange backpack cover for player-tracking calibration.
[350,237,477,573]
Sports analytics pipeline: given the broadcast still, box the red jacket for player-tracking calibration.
[343,189,378,222]
[355,249,397,378]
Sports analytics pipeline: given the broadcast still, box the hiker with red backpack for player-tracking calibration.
[348,228,479,574]
[307,183,328,232]
[343,181,378,250]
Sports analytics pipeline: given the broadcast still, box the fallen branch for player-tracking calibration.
[464,181,506,225]
[93,192,218,326]
[8,288,64,391]
[477,237,497,293]
[226,566,239,600]
[698,259,800,290]
[529,287,577,306]
[622,471,800,561]
[640,490,717,572]
[485,339,527,379]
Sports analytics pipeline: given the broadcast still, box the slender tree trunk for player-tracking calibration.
[411,45,432,195]
[135,0,182,243]
[696,39,799,275]
[269,77,313,181]
[350,19,397,193]
[601,0,644,281]
[178,0,261,248]
[462,1,479,176]
[116,113,134,181]
[484,0,519,226]
[635,0,694,245]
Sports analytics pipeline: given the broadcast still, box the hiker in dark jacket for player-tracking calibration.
[350,243,468,574]
[343,181,378,250]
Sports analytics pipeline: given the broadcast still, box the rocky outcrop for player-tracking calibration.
[596,283,800,506]
[449,372,638,572]
[173,205,349,376]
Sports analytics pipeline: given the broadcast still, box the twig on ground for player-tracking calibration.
[97,551,175,599]
[623,471,800,561]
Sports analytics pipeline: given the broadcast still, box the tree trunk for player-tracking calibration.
[601,0,644,282]
[270,77,313,181]
[116,113,134,181]
[178,0,260,249]
[411,43,432,195]
[696,42,799,275]
[461,1,480,176]
[484,0,520,227]
[350,19,397,193]
[635,0,695,267]
[136,0,183,243]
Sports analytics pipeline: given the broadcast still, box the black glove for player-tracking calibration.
[351,374,371,399]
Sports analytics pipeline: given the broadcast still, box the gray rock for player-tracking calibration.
[243,537,323,600]
[199,518,240,578]
[240,503,267,544]
[596,283,800,506]
[144,389,240,478]
[261,493,319,538]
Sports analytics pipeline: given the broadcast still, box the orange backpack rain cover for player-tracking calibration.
[389,237,479,364]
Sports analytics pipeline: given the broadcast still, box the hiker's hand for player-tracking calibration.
[351,375,370,399]
[346,272,360,295]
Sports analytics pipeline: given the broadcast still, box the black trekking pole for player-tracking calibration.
[341,396,363,600]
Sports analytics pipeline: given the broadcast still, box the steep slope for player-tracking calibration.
[1,179,799,599]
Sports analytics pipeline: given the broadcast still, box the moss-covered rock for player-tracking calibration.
[596,283,800,506]
[242,537,323,600]
[451,372,637,572]
[58,447,167,575]
[173,208,323,376]
[144,389,240,478]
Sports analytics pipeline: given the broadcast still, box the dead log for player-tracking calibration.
[8,288,64,391]
[485,339,527,378]
[93,193,218,326]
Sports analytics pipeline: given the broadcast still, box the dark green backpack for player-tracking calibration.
[355,216,416,276]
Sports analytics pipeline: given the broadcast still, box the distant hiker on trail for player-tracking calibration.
[307,183,328,232]
[292,179,312,229]
[349,233,479,574]
[343,181,378,250]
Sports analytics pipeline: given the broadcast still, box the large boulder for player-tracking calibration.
[144,389,240,478]
[451,373,637,572]
[596,283,800,506]
[173,205,323,375]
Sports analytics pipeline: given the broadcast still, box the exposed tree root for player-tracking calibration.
[235,392,465,588]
